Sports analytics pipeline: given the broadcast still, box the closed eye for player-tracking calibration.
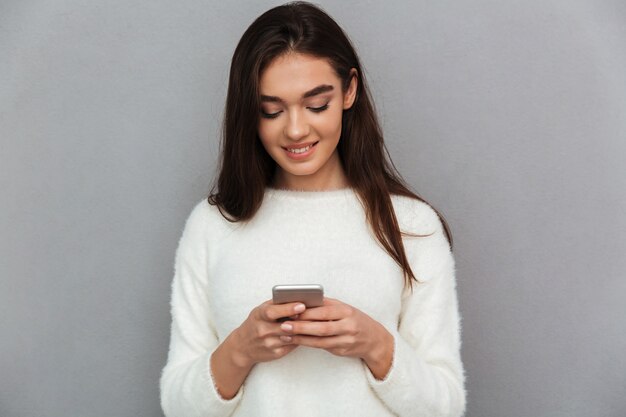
[260,103,329,119]
[260,110,281,119]
[308,104,329,113]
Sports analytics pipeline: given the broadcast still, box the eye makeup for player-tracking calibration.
[260,103,329,119]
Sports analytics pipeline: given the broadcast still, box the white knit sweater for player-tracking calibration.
[159,187,466,417]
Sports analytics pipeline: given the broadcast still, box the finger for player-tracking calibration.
[296,305,347,321]
[281,319,343,337]
[276,343,298,356]
[276,313,301,323]
[261,332,297,347]
[261,301,306,321]
[269,334,296,346]
[290,334,349,349]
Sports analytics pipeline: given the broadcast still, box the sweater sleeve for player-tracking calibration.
[363,205,467,417]
[160,200,243,417]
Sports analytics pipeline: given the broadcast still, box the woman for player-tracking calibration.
[160,2,466,416]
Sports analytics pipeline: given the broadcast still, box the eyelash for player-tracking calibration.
[260,104,329,119]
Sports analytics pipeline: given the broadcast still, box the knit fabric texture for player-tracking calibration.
[160,187,466,417]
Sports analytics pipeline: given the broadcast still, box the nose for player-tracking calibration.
[284,109,310,141]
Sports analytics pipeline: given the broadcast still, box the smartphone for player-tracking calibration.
[272,284,324,308]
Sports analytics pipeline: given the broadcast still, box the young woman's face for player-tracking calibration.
[257,53,357,190]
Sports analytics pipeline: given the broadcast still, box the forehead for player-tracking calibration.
[259,53,340,97]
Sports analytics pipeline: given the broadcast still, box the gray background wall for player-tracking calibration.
[1,0,624,416]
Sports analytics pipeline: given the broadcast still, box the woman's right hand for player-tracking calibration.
[229,300,306,368]
[210,300,304,399]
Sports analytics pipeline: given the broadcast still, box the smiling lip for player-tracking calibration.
[283,141,319,160]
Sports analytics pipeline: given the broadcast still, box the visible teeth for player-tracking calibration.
[287,145,311,154]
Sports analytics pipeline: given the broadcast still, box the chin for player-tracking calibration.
[281,166,320,177]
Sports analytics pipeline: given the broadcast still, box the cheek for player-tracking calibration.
[257,123,275,146]
[318,109,344,137]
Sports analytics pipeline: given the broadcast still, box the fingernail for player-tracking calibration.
[281,322,293,331]
[294,303,305,313]
[280,335,292,343]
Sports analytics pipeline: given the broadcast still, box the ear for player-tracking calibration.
[342,68,358,110]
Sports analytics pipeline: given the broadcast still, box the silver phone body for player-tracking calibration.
[272,284,324,307]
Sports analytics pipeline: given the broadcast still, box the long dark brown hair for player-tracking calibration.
[209,1,453,289]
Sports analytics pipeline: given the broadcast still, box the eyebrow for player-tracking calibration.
[260,84,334,103]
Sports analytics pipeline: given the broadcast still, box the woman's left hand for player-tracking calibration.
[278,297,394,379]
